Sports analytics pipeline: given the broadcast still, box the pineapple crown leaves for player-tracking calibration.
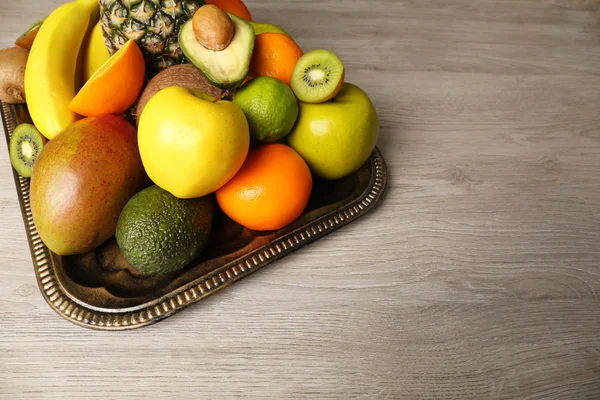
[99,0,205,74]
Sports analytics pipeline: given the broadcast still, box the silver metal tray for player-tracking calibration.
[2,101,388,331]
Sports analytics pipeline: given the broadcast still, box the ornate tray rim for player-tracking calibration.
[2,101,388,331]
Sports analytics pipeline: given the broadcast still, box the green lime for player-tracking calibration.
[115,185,215,276]
[232,76,299,143]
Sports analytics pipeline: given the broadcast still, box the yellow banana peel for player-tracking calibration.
[83,22,111,83]
[24,0,100,140]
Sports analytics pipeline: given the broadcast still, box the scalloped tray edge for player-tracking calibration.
[1,101,388,331]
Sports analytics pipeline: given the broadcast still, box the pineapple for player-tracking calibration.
[99,0,205,75]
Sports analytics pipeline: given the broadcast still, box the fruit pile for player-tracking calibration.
[0,0,379,277]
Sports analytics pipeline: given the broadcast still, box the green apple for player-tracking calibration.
[248,20,290,37]
[138,86,250,199]
[286,83,379,180]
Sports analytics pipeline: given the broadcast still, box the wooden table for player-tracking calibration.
[1,1,599,398]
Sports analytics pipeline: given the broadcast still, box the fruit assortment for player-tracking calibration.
[1,0,379,277]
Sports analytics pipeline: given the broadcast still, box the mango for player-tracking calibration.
[30,115,148,256]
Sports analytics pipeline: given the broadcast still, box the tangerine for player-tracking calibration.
[68,39,145,117]
[206,0,252,21]
[216,143,313,231]
[248,33,303,86]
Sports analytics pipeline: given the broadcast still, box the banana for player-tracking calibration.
[24,0,99,140]
[83,22,110,83]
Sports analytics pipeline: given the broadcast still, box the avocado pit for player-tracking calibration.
[192,4,235,51]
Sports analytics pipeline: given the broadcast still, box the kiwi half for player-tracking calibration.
[290,49,345,103]
[15,17,46,51]
[9,123,46,178]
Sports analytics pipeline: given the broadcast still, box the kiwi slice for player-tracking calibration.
[9,123,46,178]
[15,17,46,51]
[290,49,345,103]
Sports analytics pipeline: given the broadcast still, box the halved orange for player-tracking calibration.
[69,39,145,117]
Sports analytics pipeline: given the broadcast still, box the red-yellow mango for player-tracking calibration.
[30,115,148,256]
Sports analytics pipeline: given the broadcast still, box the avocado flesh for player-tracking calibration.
[179,13,255,90]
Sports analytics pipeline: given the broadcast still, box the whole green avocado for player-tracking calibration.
[115,185,215,276]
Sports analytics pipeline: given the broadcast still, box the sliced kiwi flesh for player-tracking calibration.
[290,49,345,103]
[9,123,46,178]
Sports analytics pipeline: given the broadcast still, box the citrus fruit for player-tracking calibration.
[206,0,252,21]
[216,143,313,231]
[248,32,303,85]
[232,76,298,143]
[68,39,145,117]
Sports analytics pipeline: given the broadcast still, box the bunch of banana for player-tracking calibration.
[24,0,100,140]
[83,22,111,83]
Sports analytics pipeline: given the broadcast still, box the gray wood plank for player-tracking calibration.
[0,0,599,399]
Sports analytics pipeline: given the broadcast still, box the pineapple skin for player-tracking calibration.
[99,0,205,75]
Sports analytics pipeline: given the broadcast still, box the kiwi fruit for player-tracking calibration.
[290,49,345,103]
[0,46,29,104]
[9,123,46,178]
[15,17,45,51]
[134,64,224,124]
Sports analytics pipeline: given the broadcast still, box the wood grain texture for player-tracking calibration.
[1,0,599,399]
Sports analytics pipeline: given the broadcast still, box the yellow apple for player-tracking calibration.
[138,86,250,199]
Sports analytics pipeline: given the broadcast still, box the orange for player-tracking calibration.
[248,33,303,86]
[216,143,313,231]
[69,39,145,117]
[206,0,252,21]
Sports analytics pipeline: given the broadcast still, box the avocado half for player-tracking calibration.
[179,12,255,90]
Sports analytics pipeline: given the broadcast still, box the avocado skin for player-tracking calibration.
[116,185,215,276]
